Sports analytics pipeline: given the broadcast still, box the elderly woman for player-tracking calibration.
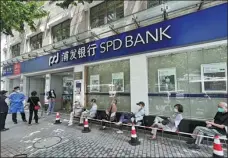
[150,104,183,139]
[187,102,228,150]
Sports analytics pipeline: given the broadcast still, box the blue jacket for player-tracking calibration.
[8,92,26,113]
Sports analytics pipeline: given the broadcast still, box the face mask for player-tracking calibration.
[218,107,225,113]
[174,108,178,113]
[16,90,20,93]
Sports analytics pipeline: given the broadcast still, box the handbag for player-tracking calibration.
[161,119,170,125]
[30,97,40,110]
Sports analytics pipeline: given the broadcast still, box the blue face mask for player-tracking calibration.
[218,107,225,113]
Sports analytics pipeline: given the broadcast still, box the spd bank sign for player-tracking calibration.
[48,25,171,66]
[3,3,227,75]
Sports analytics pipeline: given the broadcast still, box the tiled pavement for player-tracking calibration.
[1,113,226,157]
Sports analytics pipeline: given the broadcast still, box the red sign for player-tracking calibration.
[13,63,21,75]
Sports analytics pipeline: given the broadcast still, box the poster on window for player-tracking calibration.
[90,75,100,92]
[158,68,177,92]
[112,72,124,92]
[75,80,82,95]
[63,77,73,94]
[201,62,227,93]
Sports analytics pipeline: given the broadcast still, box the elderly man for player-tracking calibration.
[187,102,228,149]
[68,101,84,126]
[9,86,27,124]
[78,98,97,126]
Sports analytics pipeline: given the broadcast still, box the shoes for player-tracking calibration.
[116,130,123,134]
[1,128,9,132]
[149,135,156,140]
[100,126,106,130]
[68,122,73,126]
[188,144,200,150]
[23,120,27,122]
[115,122,122,125]
[186,139,196,145]
[14,122,18,124]
[35,122,39,124]
[78,123,83,126]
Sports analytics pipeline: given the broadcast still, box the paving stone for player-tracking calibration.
[1,114,226,158]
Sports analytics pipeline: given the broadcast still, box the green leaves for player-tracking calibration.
[55,0,93,9]
[0,1,48,36]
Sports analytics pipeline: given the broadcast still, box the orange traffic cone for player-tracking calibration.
[54,112,62,124]
[81,117,91,133]
[213,135,224,158]
[128,123,140,146]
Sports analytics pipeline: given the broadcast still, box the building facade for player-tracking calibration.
[1,1,227,120]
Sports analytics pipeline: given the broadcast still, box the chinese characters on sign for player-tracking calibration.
[49,43,97,66]
[49,25,172,67]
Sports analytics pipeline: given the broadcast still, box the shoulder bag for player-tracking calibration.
[30,97,40,110]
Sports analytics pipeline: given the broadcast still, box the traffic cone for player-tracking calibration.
[81,117,91,133]
[213,135,224,158]
[54,112,62,124]
[128,123,140,146]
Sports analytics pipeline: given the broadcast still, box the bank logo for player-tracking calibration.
[49,52,60,66]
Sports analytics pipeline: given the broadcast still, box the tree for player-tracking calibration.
[0,1,48,36]
[55,0,93,9]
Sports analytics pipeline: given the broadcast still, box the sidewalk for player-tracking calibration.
[1,113,224,157]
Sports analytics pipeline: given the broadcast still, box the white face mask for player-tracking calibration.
[174,108,178,113]
[16,90,20,93]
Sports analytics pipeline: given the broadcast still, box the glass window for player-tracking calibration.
[86,60,130,111]
[90,0,124,28]
[147,46,227,120]
[30,33,43,50]
[147,0,171,9]
[52,19,71,43]
[11,43,20,58]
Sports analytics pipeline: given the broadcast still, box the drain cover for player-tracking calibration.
[33,136,62,149]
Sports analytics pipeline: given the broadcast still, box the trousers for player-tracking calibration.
[12,112,26,123]
[0,112,8,129]
[29,109,38,124]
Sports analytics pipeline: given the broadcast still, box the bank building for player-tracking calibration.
[1,1,227,133]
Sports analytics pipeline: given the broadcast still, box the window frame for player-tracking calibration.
[30,32,43,51]
[90,0,124,29]
[201,62,227,93]
[11,43,21,58]
[147,0,170,9]
[51,19,71,43]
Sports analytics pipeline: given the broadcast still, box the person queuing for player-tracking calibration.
[68,100,84,126]
[0,90,10,131]
[78,98,97,126]
[9,86,27,124]
[150,104,183,140]
[27,91,42,125]
[47,89,56,115]
[100,99,118,130]
[187,102,228,150]
[115,101,145,134]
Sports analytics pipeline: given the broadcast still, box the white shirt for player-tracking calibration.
[135,107,145,122]
[89,103,97,118]
[5,98,10,106]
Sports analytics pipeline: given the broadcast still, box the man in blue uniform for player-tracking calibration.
[9,86,27,124]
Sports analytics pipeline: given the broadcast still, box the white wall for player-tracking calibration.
[74,65,85,106]
[50,75,63,111]
[130,55,149,115]
[9,78,20,93]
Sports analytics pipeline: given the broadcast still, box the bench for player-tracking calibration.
[72,110,227,145]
